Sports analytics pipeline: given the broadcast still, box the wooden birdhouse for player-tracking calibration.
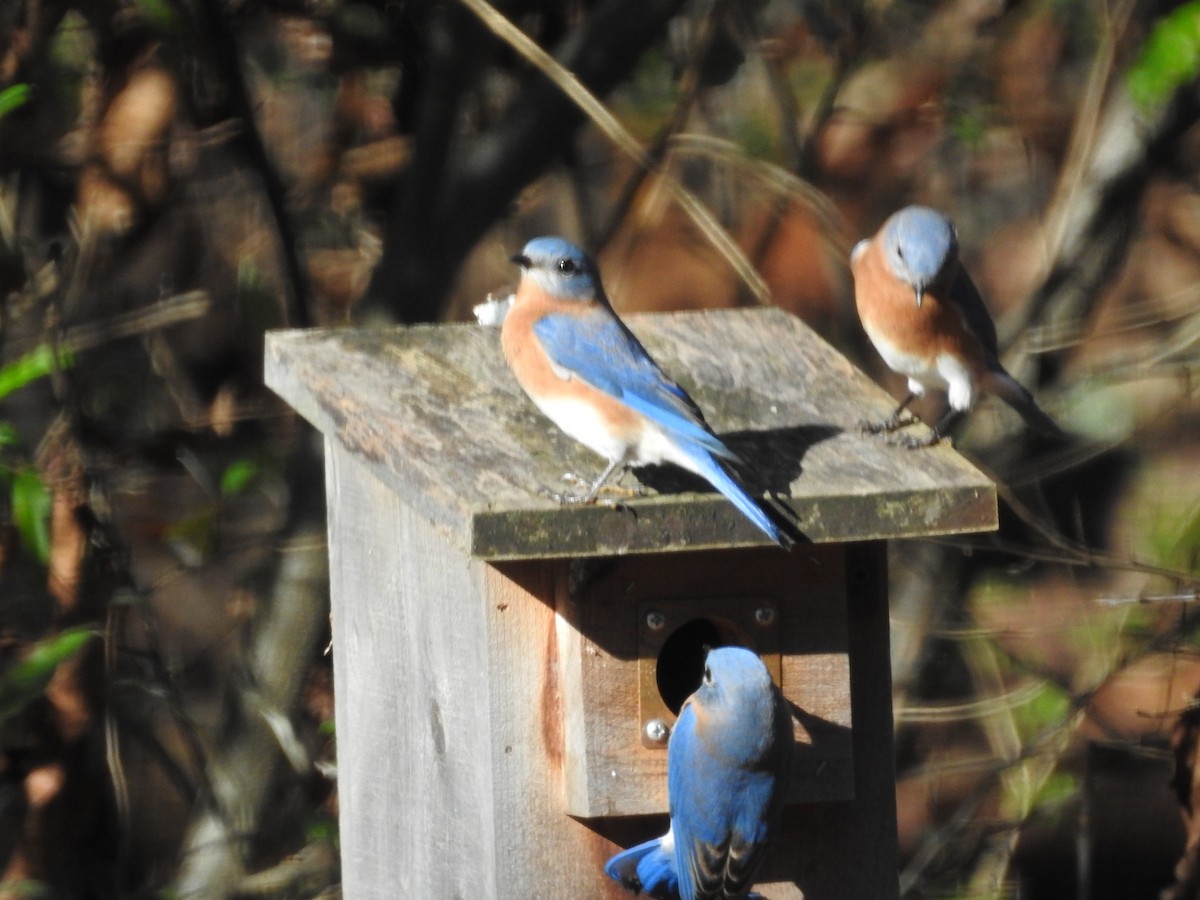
[265,306,996,899]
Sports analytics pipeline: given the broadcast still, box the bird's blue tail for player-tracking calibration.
[690,451,793,549]
[604,837,678,897]
[985,370,1066,440]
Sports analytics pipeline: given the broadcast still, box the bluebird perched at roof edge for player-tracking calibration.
[501,236,797,548]
[850,206,1065,448]
[604,646,794,900]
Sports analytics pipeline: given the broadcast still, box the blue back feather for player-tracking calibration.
[532,312,739,462]
[517,237,790,547]
[667,648,792,900]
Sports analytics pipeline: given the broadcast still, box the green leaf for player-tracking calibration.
[11,467,51,564]
[219,459,260,497]
[131,0,178,31]
[951,109,989,148]
[1034,770,1079,809]
[0,880,53,899]
[1129,2,1200,108]
[1169,500,1200,574]
[305,814,338,843]
[0,84,31,119]
[0,627,94,724]
[0,343,74,401]
[0,422,19,446]
[1014,680,1072,740]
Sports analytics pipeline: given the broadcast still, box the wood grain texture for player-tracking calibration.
[326,443,498,898]
[777,541,901,900]
[266,308,997,560]
[327,443,621,898]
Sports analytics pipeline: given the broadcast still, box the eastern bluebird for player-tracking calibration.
[605,646,794,900]
[502,236,795,548]
[851,206,1064,448]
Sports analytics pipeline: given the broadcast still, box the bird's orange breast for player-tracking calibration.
[500,285,644,435]
[851,235,990,374]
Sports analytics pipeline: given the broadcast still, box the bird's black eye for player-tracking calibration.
[557,258,578,275]
[896,246,905,259]
[703,666,713,685]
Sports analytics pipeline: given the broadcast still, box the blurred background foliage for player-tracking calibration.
[0,0,1198,897]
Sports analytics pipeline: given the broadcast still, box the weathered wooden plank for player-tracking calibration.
[326,442,499,898]
[266,308,997,560]
[328,443,623,898]
[779,541,900,899]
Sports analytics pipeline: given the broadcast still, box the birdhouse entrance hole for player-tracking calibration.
[638,598,782,748]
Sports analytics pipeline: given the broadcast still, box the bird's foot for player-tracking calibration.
[538,486,625,509]
[888,429,944,450]
[559,472,647,499]
[539,472,643,510]
[859,414,919,435]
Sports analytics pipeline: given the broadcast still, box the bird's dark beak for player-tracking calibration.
[914,286,924,308]
[511,253,531,269]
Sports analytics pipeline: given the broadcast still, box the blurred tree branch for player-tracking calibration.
[170,448,329,898]
[193,0,312,329]
[1005,81,1200,374]
[362,0,687,323]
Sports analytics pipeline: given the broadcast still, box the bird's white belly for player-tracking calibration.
[532,395,695,471]
[864,326,941,384]
[533,395,630,462]
[865,327,977,410]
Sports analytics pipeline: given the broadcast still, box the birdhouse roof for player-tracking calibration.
[266,307,996,559]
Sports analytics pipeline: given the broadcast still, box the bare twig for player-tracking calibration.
[53,291,212,354]
[192,0,312,329]
[1003,82,1200,358]
[460,0,771,302]
[896,679,1048,723]
[596,0,727,249]
[364,0,690,321]
[170,448,329,899]
[1033,0,1136,289]
[1097,591,1200,606]
[171,525,329,897]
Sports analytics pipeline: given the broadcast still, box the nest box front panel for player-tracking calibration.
[556,544,854,818]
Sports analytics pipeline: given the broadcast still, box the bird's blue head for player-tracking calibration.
[511,236,602,303]
[694,646,773,707]
[881,206,958,307]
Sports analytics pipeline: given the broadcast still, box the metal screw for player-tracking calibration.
[644,718,670,744]
[754,606,776,626]
[645,610,666,631]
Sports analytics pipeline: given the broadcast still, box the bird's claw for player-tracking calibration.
[538,486,627,510]
[859,414,918,435]
[544,487,609,508]
[558,472,646,499]
[888,430,944,450]
[538,464,639,509]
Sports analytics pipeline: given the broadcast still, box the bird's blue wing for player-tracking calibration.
[533,309,791,547]
[669,696,792,900]
[669,703,738,900]
[947,267,1000,359]
[532,311,737,461]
